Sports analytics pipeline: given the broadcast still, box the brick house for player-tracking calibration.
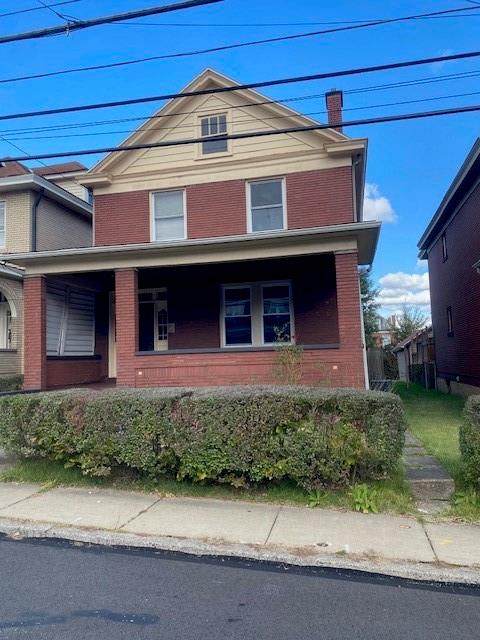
[418,138,480,396]
[0,161,92,380]
[5,69,380,391]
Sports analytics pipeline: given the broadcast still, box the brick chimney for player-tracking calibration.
[325,89,343,132]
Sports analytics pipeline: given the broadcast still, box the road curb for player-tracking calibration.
[0,517,479,586]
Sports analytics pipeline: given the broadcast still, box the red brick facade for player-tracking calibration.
[93,167,353,246]
[23,275,47,390]
[428,181,480,387]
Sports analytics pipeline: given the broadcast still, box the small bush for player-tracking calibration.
[460,396,480,488]
[0,386,406,491]
[0,375,23,393]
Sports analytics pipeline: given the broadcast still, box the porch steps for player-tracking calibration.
[403,432,455,514]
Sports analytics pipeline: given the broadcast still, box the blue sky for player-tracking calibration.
[1,0,479,315]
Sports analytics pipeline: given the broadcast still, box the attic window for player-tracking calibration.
[200,114,228,154]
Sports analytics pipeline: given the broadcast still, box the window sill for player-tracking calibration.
[136,344,339,356]
[194,150,233,161]
[0,348,16,353]
[47,354,102,361]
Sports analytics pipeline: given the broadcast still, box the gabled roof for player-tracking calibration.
[418,138,480,257]
[87,68,352,176]
[33,162,87,176]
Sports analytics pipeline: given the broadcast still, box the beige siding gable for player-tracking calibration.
[2,191,32,253]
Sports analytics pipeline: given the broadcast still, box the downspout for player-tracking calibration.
[31,188,44,252]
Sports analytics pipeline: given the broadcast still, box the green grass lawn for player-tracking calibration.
[0,458,413,516]
[394,382,480,521]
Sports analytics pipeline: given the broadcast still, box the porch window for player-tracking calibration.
[223,286,252,346]
[200,114,228,154]
[0,292,12,349]
[152,190,185,242]
[262,284,292,344]
[222,282,293,347]
[138,288,168,351]
[0,201,5,247]
[248,179,285,233]
[47,284,95,356]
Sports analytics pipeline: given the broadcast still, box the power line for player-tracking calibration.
[2,103,480,163]
[0,1,81,20]
[3,48,480,123]
[0,5,478,84]
[35,0,71,22]
[0,0,222,45]
[5,90,480,142]
[2,66,480,137]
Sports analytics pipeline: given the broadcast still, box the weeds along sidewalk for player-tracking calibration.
[0,481,479,583]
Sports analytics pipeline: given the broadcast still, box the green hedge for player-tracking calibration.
[0,375,23,393]
[460,395,480,488]
[0,387,406,490]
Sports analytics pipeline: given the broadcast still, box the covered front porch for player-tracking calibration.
[22,253,366,390]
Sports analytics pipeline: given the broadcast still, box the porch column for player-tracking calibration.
[23,275,47,390]
[115,268,138,387]
[335,252,367,388]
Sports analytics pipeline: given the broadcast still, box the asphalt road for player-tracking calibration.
[0,535,479,639]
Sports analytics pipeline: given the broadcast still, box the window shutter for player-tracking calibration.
[47,285,66,356]
[46,284,95,356]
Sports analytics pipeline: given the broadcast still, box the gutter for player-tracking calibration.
[31,188,44,252]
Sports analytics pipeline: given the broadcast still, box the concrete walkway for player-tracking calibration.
[403,432,455,513]
[0,481,479,582]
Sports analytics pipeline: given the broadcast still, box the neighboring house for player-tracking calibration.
[5,69,380,391]
[0,161,92,380]
[371,314,398,348]
[418,138,480,396]
[393,326,435,384]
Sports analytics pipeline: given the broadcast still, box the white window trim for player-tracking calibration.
[138,287,168,351]
[261,282,295,346]
[221,280,294,348]
[0,201,6,249]
[246,177,287,234]
[150,189,187,243]
[194,109,233,161]
[220,284,253,348]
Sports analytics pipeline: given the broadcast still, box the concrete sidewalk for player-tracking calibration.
[0,481,479,583]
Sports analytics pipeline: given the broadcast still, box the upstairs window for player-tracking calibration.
[248,179,286,233]
[200,114,228,154]
[152,190,185,242]
[442,232,448,262]
[0,201,5,247]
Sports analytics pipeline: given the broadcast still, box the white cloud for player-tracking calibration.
[376,271,431,312]
[416,258,428,271]
[363,183,397,223]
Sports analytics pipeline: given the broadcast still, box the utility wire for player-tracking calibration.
[0,1,81,20]
[2,67,480,137]
[0,0,222,45]
[4,90,480,142]
[1,103,480,163]
[36,0,71,22]
[2,48,480,123]
[0,5,477,84]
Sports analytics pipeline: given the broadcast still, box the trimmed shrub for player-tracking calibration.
[0,386,406,490]
[0,375,23,393]
[460,395,480,488]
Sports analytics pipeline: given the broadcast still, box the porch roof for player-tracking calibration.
[2,221,380,275]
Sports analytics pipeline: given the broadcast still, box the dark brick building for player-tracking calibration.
[418,138,480,396]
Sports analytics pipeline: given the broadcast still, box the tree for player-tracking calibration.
[359,269,380,348]
[388,305,427,343]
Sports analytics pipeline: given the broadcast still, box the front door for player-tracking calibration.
[155,299,169,351]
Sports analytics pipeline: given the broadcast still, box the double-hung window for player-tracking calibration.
[200,114,228,154]
[248,179,285,233]
[152,190,185,242]
[223,286,252,346]
[222,282,293,347]
[0,201,5,247]
[262,284,292,344]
